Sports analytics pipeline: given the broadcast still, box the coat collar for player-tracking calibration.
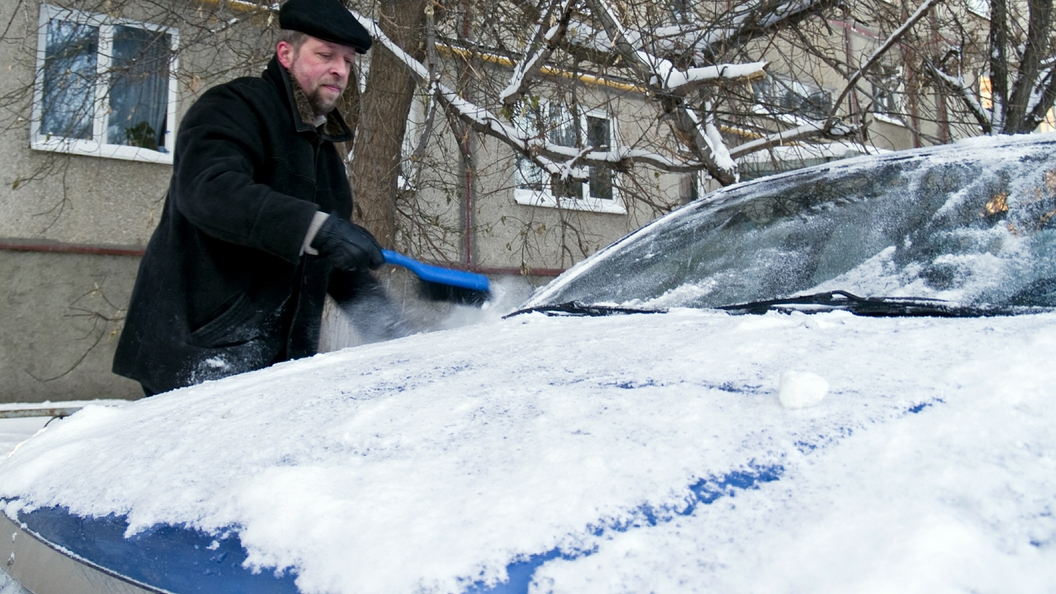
[265,55,354,143]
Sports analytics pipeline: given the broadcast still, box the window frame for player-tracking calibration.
[512,101,625,215]
[31,4,179,164]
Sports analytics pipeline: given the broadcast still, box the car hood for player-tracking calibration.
[3,310,1056,593]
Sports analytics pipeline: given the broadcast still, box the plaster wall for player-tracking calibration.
[0,250,142,402]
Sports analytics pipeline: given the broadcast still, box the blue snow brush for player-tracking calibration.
[381,250,491,306]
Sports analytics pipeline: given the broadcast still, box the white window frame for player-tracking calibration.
[31,4,179,164]
[513,101,625,215]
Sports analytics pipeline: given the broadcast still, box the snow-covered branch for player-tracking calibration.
[922,61,992,133]
[499,0,577,106]
[353,10,708,180]
[1025,65,1056,129]
[583,0,740,183]
[728,121,856,160]
[658,62,768,94]
[691,0,841,64]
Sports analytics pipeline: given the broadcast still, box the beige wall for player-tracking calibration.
[0,250,143,402]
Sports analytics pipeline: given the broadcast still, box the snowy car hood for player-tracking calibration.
[3,309,1056,593]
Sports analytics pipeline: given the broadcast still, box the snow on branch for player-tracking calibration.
[583,0,742,183]
[923,61,991,132]
[694,0,840,62]
[729,122,827,160]
[351,10,708,180]
[1025,63,1056,122]
[659,62,768,93]
[500,0,577,106]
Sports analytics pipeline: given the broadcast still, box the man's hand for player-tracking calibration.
[310,215,384,271]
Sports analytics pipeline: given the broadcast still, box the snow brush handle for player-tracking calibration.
[381,250,491,293]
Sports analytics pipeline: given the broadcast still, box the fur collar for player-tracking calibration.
[289,74,347,138]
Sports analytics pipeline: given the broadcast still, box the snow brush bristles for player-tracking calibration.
[381,250,491,306]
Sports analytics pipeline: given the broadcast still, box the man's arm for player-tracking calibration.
[168,81,319,263]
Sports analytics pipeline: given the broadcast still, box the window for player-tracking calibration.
[752,77,832,122]
[979,75,993,110]
[871,78,905,125]
[32,5,178,163]
[512,100,624,214]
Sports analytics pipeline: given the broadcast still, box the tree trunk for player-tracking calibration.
[350,0,428,247]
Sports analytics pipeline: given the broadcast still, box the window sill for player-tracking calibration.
[750,106,825,127]
[514,189,626,215]
[31,138,173,165]
[870,113,908,128]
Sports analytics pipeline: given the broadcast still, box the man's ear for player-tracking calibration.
[276,40,294,69]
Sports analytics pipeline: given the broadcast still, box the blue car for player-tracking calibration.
[3,134,1056,593]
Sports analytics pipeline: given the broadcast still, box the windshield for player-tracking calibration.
[525,136,1056,310]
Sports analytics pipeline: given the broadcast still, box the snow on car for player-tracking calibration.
[3,133,1056,594]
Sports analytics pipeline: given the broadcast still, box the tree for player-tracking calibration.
[341,0,965,264]
[918,0,1056,135]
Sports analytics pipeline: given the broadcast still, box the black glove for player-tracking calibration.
[310,214,384,271]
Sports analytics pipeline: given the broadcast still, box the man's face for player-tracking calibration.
[277,36,357,115]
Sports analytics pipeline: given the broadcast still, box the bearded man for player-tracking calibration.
[114,0,389,395]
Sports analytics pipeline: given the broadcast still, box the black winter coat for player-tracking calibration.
[114,56,363,394]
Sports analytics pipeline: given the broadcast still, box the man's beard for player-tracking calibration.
[307,80,342,115]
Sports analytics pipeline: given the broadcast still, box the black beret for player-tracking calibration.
[279,0,372,54]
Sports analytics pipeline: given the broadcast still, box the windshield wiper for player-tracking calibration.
[507,290,1043,320]
[504,301,665,318]
[717,290,1019,317]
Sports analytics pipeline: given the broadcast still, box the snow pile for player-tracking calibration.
[2,310,1055,593]
[778,370,828,408]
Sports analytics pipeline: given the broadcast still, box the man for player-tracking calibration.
[114,0,388,395]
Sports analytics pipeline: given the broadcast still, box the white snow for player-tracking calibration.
[2,308,1055,593]
[778,370,829,409]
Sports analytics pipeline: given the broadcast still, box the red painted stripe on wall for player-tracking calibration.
[0,238,146,257]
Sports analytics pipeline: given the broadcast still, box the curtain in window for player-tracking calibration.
[107,26,170,150]
[41,20,99,141]
[548,105,582,199]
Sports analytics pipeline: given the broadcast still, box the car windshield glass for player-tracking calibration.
[526,137,1056,310]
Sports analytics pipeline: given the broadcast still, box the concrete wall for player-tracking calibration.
[0,249,143,402]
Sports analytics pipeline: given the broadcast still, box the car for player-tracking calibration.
[2,133,1056,594]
